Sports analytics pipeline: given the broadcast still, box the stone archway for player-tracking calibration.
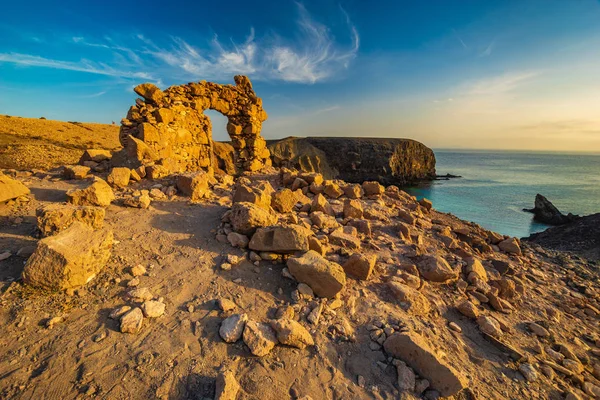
[117,75,270,177]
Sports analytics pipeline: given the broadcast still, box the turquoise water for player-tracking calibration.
[405,150,600,238]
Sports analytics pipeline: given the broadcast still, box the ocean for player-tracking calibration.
[404,150,600,238]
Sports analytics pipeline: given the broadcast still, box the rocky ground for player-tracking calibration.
[0,162,599,400]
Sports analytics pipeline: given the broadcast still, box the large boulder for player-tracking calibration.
[229,202,277,236]
[249,225,312,253]
[417,255,459,283]
[22,222,113,290]
[383,332,468,397]
[0,173,30,203]
[287,250,346,298]
[66,178,115,207]
[176,171,211,201]
[37,204,105,237]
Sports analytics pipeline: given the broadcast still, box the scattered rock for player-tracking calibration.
[107,167,131,188]
[417,255,458,283]
[176,171,211,201]
[270,318,314,349]
[229,202,277,235]
[243,320,278,357]
[249,225,312,253]
[498,237,521,255]
[342,253,376,280]
[120,308,144,334]
[66,178,115,207]
[220,314,248,343]
[141,300,165,318]
[287,250,346,298]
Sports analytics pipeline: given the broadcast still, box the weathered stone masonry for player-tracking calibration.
[116,75,271,177]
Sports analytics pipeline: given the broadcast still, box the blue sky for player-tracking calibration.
[1,0,599,151]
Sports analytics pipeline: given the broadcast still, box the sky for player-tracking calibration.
[1,0,599,152]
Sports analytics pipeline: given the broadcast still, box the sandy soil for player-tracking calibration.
[0,115,120,170]
[0,170,599,400]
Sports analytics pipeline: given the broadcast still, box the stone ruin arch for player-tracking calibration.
[116,75,271,177]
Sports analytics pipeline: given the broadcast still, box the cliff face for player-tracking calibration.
[268,137,436,185]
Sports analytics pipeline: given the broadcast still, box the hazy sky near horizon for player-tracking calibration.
[1,0,599,151]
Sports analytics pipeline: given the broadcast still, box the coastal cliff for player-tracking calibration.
[268,137,436,185]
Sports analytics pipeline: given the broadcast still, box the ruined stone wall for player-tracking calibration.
[117,75,270,177]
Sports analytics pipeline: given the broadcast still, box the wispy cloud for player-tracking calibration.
[0,53,155,80]
[479,39,495,57]
[463,70,541,95]
[0,3,359,85]
[452,28,468,49]
[78,90,107,98]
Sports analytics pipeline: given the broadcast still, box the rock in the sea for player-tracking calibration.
[36,204,105,237]
[120,307,144,334]
[383,332,467,397]
[417,255,458,283]
[343,253,376,280]
[287,250,346,298]
[524,194,578,225]
[249,225,312,253]
[243,320,278,357]
[0,173,30,203]
[66,178,115,207]
[270,318,314,349]
[220,313,248,343]
[22,222,113,290]
[176,171,211,201]
[229,202,277,235]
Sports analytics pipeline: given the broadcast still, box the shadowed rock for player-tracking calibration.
[524,194,578,225]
